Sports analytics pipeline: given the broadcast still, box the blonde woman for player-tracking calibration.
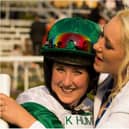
[94,9,129,128]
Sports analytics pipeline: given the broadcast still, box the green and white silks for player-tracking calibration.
[16,86,93,128]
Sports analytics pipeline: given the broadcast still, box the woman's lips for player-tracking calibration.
[95,56,103,64]
[60,86,77,93]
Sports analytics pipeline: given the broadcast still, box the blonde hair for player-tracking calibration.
[110,9,129,99]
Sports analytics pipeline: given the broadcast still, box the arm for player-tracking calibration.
[0,93,63,129]
[0,93,36,128]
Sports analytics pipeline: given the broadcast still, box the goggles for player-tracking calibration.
[49,33,92,52]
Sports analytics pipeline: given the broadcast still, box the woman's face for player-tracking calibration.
[93,16,125,76]
[51,62,89,107]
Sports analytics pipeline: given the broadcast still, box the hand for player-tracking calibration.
[0,93,36,128]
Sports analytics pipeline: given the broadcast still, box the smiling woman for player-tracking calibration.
[0,17,101,128]
[51,62,89,107]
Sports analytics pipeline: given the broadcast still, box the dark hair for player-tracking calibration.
[43,57,53,92]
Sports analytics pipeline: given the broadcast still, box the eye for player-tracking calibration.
[100,31,104,37]
[56,66,65,72]
[73,68,85,75]
[53,63,65,73]
[104,37,113,49]
[74,70,82,75]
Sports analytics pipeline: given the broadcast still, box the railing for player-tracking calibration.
[0,56,43,90]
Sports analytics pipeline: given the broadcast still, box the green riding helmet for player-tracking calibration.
[41,17,101,66]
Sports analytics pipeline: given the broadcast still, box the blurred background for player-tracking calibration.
[0,0,128,98]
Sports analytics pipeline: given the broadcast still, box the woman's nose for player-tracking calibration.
[93,38,103,52]
[63,73,72,86]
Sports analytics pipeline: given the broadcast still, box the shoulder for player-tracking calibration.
[16,86,53,104]
[111,81,129,113]
[16,86,69,114]
[16,86,70,125]
[116,80,129,101]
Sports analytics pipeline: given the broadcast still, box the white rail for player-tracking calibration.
[0,56,43,90]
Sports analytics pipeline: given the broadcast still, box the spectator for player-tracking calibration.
[30,14,46,55]
[11,44,23,56]
[42,17,56,44]
[10,44,24,80]
[23,38,33,56]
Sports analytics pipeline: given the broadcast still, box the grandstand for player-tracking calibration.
[0,0,92,95]
[0,19,31,55]
[0,0,92,55]
[0,0,126,95]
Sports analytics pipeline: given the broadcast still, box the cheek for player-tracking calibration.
[51,70,65,91]
[76,75,89,90]
[104,50,124,65]
[103,51,124,73]
[52,71,59,81]
[76,78,89,98]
